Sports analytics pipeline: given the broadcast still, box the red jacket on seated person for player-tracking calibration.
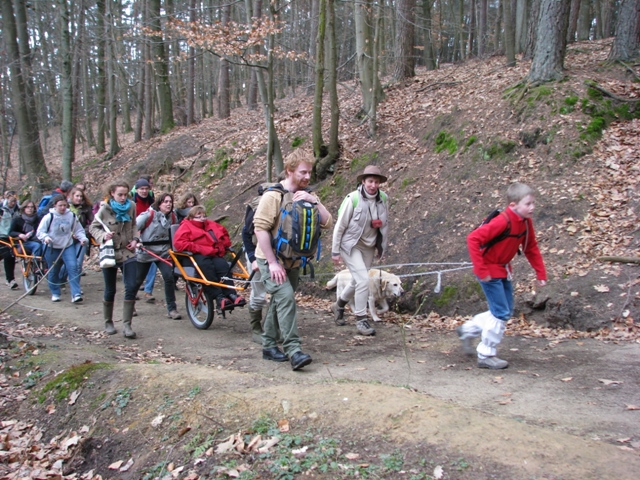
[173,218,231,258]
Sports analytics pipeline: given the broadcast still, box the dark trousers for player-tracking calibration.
[0,242,16,283]
[191,254,232,301]
[102,258,138,302]
[135,260,177,312]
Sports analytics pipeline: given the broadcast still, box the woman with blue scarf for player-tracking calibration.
[90,181,140,339]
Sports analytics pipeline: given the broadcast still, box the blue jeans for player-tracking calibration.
[59,241,86,281]
[479,277,514,321]
[144,262,157,294]
[45,245,81,298]
[21,240,43,257]
[102,258,138,302]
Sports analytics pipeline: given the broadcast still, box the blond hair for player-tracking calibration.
[506,183,536,203]
[283,148,314,175]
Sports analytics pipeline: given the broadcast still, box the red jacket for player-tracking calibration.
[173,219,231,257]
[467,207,546,281]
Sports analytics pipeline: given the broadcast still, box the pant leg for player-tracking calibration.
[61,245,81,298]
[193,254,226,301]
[135,262,152,292]
[45,247,62,296]
[75,242,86,274]
[122,258,138,301]
[340,245,375,317]
[2,246,16,283]
[477,278,512,358]
[246,254,268,310]
[257,259,300,356]
[102,265,118,302]
[144,262,157,294]
[460,310,491,338]
[156,259,177,312]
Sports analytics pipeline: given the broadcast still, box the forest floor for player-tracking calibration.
[2,38,640,479]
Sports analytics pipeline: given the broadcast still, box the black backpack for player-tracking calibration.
[476,209,526,255]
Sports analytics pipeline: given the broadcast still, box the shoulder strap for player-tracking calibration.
[143,209,155,230]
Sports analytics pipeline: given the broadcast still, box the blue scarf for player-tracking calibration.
[109,199,132,222]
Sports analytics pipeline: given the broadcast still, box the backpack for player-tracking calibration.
[268,184,322,273]
[0,208,12,237]
[244,182,281,247]
[37,195,53,217]
[142,208,177,231]
[476,209,526,256]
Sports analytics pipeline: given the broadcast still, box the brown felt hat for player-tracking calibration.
[356,165,387,183]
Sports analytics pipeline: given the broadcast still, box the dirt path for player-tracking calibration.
[2,269,640,478]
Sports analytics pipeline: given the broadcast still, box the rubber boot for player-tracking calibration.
[332,298,348,326]
[249,308,263,344]
[122,300,137,339]
[103,301,117,335]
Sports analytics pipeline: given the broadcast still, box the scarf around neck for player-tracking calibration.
[109,199,132,222]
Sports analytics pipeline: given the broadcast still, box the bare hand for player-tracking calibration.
[251,260,260,272]
[126,240,137,252]
[331,254,342,266]
[268,261,287,285]
[480,275,492,282]
[44,237,52,245]
[293,190,316,203]
[18,233,28,241]
[104,232,114,241]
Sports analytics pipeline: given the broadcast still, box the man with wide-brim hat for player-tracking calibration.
[330,165,390,336]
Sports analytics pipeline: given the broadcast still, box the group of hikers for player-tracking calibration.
[1,148,546,372]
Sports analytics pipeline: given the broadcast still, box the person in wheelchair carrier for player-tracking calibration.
[173,205,246,311]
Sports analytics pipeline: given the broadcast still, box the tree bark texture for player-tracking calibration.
[394,0,416,81]
[608,0,639,61]
[528,0,571,83]
[149,0,174,133]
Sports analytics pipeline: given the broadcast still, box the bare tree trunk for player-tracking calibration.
[608,0,639,60]
[423,0,437,68]
[528,0,571,83]
[186,0,196,125]
[394,0,416,81]
[107,0,120,159]
[149,0,174,133]
[312,0,326,160]
[478,0,488,57]
[58,0,75,180]
[115,0,132,133]
[495,0,503,52]
[524,0,541,59]
[515,0,528,53]
[468,0,477,56]
[504,0,517,66]
[96,0,106,154]
[577,0,592,40]
[567,0,581,43]
[217,3,231,119]
[1,0,50,193]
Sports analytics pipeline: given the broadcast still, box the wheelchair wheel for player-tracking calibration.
[21,259,38,295]
[185,282,215,329]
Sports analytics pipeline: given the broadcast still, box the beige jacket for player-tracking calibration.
[89,201,139,264]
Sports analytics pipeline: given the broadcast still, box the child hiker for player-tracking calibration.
[457,182,547,369]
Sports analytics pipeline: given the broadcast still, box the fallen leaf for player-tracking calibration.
[433,465,444,479]
[278,419,290,433]
[599,379,623,386]
[109,460,123,470]
[68,389,81,405]
[120,458,134,472]
[594,284,610,292]
[345,452,360,460]
[561,377,573,382]
[151,414,165,427]
[625,404,640,410]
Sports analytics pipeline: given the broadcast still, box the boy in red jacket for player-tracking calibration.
[458,183,547,369]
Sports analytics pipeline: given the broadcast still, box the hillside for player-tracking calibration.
[5,38,640,335]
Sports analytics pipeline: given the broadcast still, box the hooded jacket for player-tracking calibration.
[173,219,231,258]
[36,209,87,250]
[467,206,546,281]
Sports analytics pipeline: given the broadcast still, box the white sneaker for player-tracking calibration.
[72,295,83,303]
[7,280,19,290]
[478,356,508,369]
[51,295,61,302]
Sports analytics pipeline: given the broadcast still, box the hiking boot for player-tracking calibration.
[144,292,155,303]
[478,356,509,370]
[331,302,346,326]
[7,280,19,290]
[262,347,288,362]
[456,326,475,356]
[290,351,312,371]
[356,317,375,336]
[167,310,182,320]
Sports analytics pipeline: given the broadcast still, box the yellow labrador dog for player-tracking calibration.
[326,269,404,322]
